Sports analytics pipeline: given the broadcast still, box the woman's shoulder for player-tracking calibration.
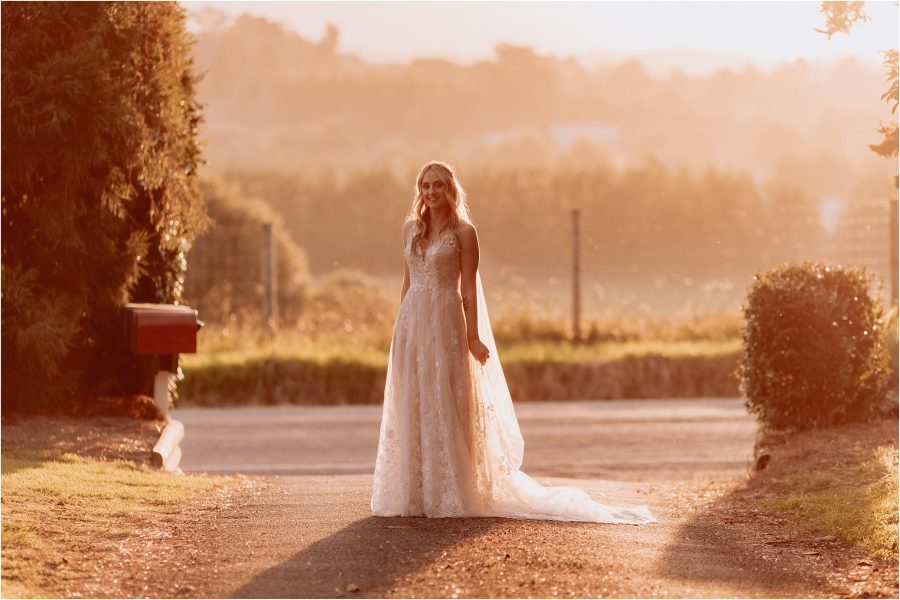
[451,220,478,250]
[453,219,477,240]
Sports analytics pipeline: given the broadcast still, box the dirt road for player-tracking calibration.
[101,399,883,598]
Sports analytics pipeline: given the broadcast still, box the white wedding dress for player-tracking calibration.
[371,223,657,525]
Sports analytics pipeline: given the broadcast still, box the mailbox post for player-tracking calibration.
[122,303,204,416]
[122,303,203,473]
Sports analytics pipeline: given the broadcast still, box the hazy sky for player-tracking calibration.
[184,0,898,68]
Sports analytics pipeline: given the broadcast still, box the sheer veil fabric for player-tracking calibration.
[371,196,658,525]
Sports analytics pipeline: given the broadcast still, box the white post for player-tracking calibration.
[162,445,183,473]
[152,419,185,470]
[153,371,176,417]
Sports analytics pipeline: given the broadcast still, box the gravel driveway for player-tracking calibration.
[112,398,860,598]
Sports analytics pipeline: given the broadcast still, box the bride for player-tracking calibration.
[371,161,657,525]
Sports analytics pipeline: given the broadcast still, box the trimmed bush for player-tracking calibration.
[739,262,892,431]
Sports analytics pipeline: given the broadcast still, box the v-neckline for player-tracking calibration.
[423,228,448,252]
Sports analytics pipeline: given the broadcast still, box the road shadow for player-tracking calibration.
[652,485,834,597]
[230,515,504,598]
[653,417,900,599]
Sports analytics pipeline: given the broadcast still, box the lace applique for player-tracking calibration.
[406,227,460,297]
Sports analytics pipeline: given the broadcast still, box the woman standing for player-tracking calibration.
[371,160,656,525]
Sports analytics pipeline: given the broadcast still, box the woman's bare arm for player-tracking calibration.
[458,222,479,341]
[400,261,410,304]
[458,222,489,364]
[399,222,411,304]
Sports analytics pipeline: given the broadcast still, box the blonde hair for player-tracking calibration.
[406,161,471,259]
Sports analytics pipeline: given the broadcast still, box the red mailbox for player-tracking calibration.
[121,303,204,412]
[124,303,204,355]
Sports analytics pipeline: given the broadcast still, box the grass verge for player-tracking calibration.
[749,417,899,562]
[762,444,898,561]
[0,416,242,598]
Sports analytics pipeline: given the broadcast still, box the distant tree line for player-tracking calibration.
[220,161,847,284]
[190,11,891,188]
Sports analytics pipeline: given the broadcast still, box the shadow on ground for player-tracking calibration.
[230,516,503,598]
[654,417,900,599]
[653,485,834,597]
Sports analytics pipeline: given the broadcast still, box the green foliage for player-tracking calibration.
[869,49,899,188]
[0,264,81,408]
[181,177,310,326]
[816,1,870,38]
[1,2,206,412]
[179,347,740,407]
[192,11,893,188]
[875,49,899,118]
[818,1,898,186]
[739,262,892,431]
[181,356,388,406]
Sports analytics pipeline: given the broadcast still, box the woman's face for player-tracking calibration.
[420,169,450,210]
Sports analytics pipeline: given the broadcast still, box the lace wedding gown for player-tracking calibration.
[371,226,657,525]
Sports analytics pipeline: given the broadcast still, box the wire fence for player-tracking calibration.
[832,195,897,304]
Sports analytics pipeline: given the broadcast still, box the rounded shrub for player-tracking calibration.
[182,177,311,327]
[739,261,892,431]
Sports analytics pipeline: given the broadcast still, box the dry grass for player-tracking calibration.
[185,331,387,369]
[499,338,741,363]
[183,334,741,370]
[190,311,745,360]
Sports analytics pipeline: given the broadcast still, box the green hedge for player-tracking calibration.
[738,262,892,431]
[177,352,741,407]
[2,3,205,413]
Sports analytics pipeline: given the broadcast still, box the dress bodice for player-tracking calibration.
[405,226,461,293]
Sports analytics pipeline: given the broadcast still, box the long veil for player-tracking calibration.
[457,201,658,525]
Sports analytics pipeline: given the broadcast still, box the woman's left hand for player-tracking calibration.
[468,339,490,365]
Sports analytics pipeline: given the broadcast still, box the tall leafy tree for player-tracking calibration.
[2,2,209,412]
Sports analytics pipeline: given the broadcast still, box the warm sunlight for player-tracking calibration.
[3,2,897,598]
